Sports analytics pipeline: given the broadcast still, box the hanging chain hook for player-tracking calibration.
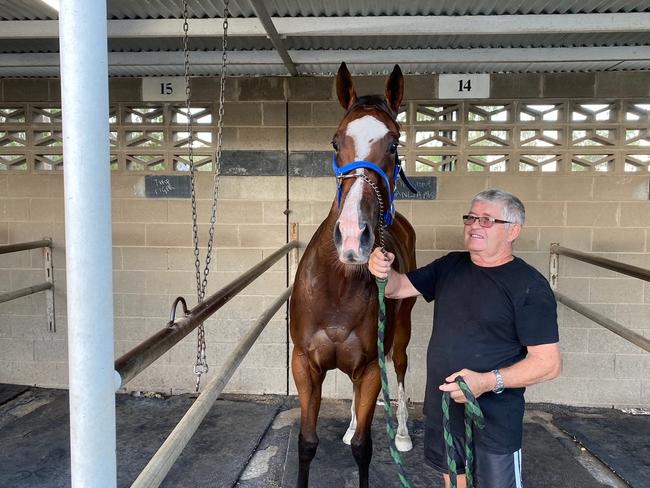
[183,0,230,392]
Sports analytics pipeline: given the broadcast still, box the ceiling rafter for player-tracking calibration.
[248,0,297,76]
[1,46,647,77]
[2,13,649,39]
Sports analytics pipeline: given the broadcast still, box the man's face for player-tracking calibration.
[464,200,520,262]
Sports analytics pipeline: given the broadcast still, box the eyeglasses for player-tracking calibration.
[462,214,512,228]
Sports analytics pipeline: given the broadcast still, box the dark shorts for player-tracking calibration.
[425,425,524,488]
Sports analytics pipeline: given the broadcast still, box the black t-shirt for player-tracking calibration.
[407,251,559,454]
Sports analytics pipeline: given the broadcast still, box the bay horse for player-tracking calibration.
[290,63,417,488]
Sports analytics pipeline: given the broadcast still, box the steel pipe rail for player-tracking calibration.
[554,292,650,353]
[0,238,55,330]
[550,244,650,282]
[115,240,298,387]
[0,282,52,304]
[130,286,292,488]
[0,238,52,255]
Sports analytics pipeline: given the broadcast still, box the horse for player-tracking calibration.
[289,62,417,488]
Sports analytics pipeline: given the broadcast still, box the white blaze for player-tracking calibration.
[346,115,390,161]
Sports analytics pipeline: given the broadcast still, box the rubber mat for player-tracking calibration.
[0,383,29,405]
[554,408,649,488]
[0,390,286,488]
[237,398,607,488]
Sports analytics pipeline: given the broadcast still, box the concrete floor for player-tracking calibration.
[0,385,647,487]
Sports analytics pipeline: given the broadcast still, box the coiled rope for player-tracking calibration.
[442,377,486,488]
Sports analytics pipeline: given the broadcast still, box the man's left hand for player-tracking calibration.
[439,369,495,404]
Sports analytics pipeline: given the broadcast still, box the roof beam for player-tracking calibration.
[2,46,648,70]
[290,46,650,64]
[248,0,297,76]
[272,13,650,37]
[1,13,649,39]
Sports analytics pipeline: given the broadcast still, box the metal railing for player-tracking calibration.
[115,235,300,488]
[114,239,299,388]
[550,243,650,353]
[130,285,292,488]
[0,238,55,332]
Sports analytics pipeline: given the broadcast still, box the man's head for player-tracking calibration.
[464,189,525,266]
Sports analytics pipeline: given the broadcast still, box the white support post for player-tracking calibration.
[59,1,116,487]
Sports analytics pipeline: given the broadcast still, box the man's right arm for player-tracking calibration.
[367,248,421,299]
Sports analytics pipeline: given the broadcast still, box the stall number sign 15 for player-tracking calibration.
[438,74,490,99]
[142,77,186,101]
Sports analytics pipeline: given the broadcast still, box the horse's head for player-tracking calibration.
[331,62,404,265]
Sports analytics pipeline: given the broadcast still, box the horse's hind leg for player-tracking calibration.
[351,361,382,488]
[292,347,325,488]
[392,297,416,452]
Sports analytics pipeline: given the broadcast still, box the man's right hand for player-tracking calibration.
[368,247,395,280]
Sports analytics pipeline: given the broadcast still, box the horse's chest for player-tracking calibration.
[311,302,377,364]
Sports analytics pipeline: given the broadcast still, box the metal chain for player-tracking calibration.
[183,0,230,392]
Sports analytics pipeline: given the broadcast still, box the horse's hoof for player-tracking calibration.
[394,434,412,452]
[342,428,354,445]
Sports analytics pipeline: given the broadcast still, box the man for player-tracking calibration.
[368,189,561,488]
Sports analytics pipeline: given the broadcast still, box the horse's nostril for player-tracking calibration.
[360,223,373,249]
[333,222,343,247]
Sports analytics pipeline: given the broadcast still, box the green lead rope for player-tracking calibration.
[376,278,413,488]
[442,377,486,488]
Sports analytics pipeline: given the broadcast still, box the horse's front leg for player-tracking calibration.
[292,347,325,488]
[351,360,382,488]
[342,385,357,445]
[392,297,415,452]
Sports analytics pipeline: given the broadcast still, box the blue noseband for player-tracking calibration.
[332,153,401,226]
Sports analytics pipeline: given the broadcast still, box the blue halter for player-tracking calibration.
[332,153,400,226]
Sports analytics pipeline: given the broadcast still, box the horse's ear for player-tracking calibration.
[336,62,357,110]
[385,64,404,113]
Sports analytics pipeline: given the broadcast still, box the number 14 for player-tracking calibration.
[458,79,472,92]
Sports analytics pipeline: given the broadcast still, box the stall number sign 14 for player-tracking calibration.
[142,77,186,101]
[438,74,490,99]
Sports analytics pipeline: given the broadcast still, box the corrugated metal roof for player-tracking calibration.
[286,33,650,51]
[0,0,648,77]
[0,0,57,21]
[296,61,637,77]
[104,0,650,19]
[3,0,649,21]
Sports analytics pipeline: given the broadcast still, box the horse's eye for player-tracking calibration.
[389,142,398,154]
[332,141,339,151]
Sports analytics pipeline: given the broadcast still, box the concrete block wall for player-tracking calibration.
[111,173,290,395]
[1,71,649,407]
[0,172,291,395]
[0,75,293,395]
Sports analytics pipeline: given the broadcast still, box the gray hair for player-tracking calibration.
[471,189,525,225]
